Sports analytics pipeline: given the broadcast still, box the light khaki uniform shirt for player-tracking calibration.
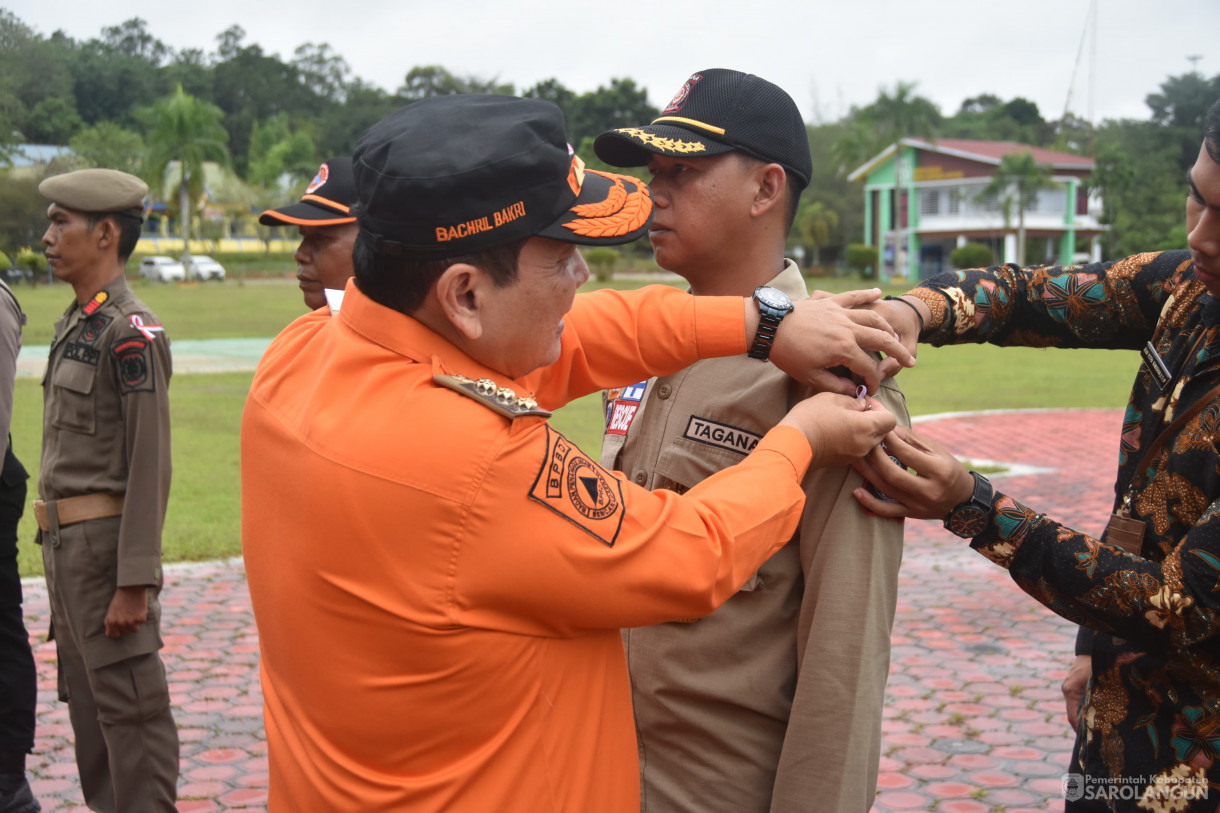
[601,262,910,813]
[0,280,23,441]
[40,276,172,589]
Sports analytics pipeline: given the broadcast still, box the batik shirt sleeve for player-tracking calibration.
[906,250,1193,350]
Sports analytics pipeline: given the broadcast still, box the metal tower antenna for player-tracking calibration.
[1062,0,1098,123]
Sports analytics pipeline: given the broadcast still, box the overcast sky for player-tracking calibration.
[6,0,1218,126]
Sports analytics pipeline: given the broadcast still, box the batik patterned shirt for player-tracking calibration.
[909,250,1220,810]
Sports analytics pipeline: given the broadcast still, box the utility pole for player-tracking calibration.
[893,141,906,281]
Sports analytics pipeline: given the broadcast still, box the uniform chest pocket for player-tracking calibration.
[51,361,97,435]
[656,437,765,592]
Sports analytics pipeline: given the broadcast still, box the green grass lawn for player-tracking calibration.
[12,274,306,345]
[12,273,1142,578]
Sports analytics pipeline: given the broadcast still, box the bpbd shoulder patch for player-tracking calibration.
[113,338,154,393]
[530,425,625,547]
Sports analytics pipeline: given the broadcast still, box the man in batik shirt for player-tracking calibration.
[862,99,1220,810]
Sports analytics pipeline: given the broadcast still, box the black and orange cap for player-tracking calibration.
[594,69,812,191]
[353,95,653,258]
[258,158,358,227]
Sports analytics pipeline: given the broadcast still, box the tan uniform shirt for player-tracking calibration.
[0,280,23,441]
[40,277,172,589]
[601,262,910,813]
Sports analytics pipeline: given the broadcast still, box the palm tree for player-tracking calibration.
[793,199,839,269]
[140,85,230,276]
[833,82,941,278]
[978,151,1056,266]
[873,83,940,278]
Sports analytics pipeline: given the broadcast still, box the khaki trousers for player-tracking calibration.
[40,514,178,812]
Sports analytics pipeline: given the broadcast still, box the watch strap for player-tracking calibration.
[943,471,995,538]
[749,287,792,361]
[748,312,782,360]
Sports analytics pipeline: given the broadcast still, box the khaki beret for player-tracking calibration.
[39,168,148,213]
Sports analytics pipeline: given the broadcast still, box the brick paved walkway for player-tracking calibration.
[18,408,1124,812]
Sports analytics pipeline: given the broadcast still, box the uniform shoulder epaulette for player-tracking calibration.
[434,373,551,419]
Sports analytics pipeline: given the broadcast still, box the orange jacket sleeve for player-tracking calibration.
[523,285,746,408]
[446,419,812,636]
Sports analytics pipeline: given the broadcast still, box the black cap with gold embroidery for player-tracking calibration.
[352,95,653,258]
[594,69,812,191]
[259,158,358,227]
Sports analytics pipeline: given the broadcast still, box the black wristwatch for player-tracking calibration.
[943,471,995,538]
[748,286,794,361]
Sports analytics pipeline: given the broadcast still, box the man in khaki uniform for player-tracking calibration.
[37,169,178,812]
[595,69,910,813]
[0,277,38,813]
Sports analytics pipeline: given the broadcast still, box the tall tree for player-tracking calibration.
[792,199,839,268]
[1145,71,1220,172]
[0,10,76,144]
[25,96,83,143]
[1088,119,1183,257]
[247,113,317,190]
[565,78,658,146]
[944,95,1052,145]
[805,119,864,266]
[139,85,230,271]
[292,43,351,103]
[211,41,315,174]
[316,78,397,160]
[853,81,941,277]
[396,65,512,102]
[69,121,145,173]
[101,18,169,66]
[869,81,941,145]
[978,151,1056,266]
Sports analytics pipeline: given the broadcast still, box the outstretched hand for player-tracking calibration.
[778,392,898,467]
[768,289,915,395]
[850,425,976,520]
[862,295,928,361]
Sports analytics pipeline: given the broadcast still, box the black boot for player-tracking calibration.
[0,772,39,813]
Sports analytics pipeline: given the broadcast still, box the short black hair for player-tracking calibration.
[735,153,801,234]
[352,229,527,315]
[1206,98,1220,164]
[85,210,142,262]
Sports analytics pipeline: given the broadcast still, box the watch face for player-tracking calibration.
[946,506,989,538]
[755,287,792,311]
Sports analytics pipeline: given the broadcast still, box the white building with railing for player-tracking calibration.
[848,139,1106,280]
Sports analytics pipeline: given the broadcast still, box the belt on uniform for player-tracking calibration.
[33,493,125,532]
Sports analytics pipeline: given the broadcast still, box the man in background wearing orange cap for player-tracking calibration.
[259,157,358,310]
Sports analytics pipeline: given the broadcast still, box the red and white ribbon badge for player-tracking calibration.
[130,315,165,340]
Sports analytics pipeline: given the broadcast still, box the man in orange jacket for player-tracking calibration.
[241,94,911,812]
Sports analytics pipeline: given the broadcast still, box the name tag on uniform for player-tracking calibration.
[683,415,762,455]
[65,342,100,366]
[1140,341,1172,392]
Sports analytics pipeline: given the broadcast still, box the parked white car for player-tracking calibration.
[139,256,186,283]
[184,255,226,281]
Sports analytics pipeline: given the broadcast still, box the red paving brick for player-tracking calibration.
[16,408,1122,811]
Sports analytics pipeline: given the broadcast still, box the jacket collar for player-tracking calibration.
[336,279,519,386]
